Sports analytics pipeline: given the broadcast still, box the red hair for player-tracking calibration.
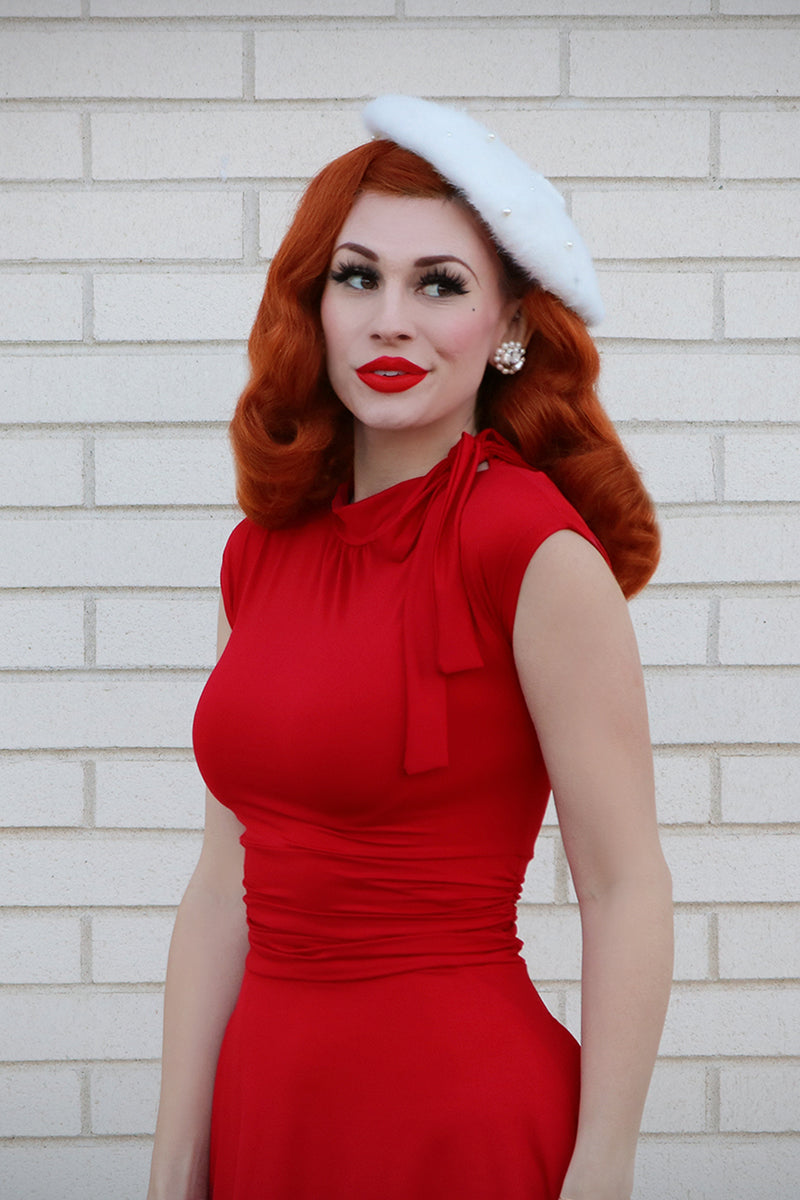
[230,140,659,597]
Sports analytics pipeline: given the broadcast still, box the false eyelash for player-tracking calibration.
[330,261,379,286]
[418,267,469,295]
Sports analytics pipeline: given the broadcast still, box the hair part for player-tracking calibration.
[230,140,659,597]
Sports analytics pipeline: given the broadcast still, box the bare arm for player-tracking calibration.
[147,603,249,1200]
[513,532,673,1200]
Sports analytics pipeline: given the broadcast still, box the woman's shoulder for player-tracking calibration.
[223,515,268,564]
[461,458,609,634]
[220,516,271,625]
[465,457,594,544]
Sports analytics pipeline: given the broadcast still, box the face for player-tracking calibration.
[320,192,518,444]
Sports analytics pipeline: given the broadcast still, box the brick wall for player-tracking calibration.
[1,3,798,1198]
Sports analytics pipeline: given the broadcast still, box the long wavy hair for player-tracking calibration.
[230,139,659,597]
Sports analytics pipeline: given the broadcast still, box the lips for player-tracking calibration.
[355,357,429,394]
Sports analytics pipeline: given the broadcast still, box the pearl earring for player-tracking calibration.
[491,341,526,375]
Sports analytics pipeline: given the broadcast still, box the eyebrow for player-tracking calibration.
[332,243,478,280]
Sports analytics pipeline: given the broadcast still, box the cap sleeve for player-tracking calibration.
[219,518,262,627]
[462,461,611,638]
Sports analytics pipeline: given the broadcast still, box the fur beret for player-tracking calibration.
[362,95,603,327]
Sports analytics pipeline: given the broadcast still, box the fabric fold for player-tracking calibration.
[333,429,530,774]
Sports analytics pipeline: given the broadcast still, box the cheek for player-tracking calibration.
[441,310,502,360]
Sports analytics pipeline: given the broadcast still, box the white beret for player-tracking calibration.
[362,95,604,327]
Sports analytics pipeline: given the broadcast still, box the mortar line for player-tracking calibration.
[709,909,720,981]
[709,108,721,183]
[83,757,96,829]
[711,431,725,504]
[559,28,570,99]
[242,29,255,103]
[80,911,92,985]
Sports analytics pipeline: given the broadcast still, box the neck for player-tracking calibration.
[351,420,476,502]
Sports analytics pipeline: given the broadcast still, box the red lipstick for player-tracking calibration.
[356,357,428,394]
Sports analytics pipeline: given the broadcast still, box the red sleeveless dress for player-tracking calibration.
[192,429,609,1199]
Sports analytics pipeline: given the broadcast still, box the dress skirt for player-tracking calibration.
[209,959,580,1200]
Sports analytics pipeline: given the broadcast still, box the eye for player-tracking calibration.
[418,268,469,298]
[330,262,379,291]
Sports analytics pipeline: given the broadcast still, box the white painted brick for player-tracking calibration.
[0,274,82,342]
[94,436,234,506]
[0,832,200,905]
[629,592,709,666]
[259,189,305,259]
[94,0,392,12]
[0,192,241,261]
[725,432,800,502]
[654,753,712,824]
[673,910,711,981]
[0,516,234,587]
[0,438,84,506]
[575,189,800,259]
[595,272,714,340]
[518,836,556,904]
[0,113,82,181]
[90,1061,160,1136]
[95,596,218,668]
[0,1143,151,1200]
[640,1060,707,1134]
[92,109,364,181]
[0,677,204,751]
[721,112,800,180]
[719,908,800,980]
[657,512,800,584]
[0,352,247,424]
[409,0,710,12]
[622,431,715,503]
[725,272,800,340]
[0,1065,82,1138]
[255,28,560,100]
[635,1137,800,1200]
[600,353,800,423]
[647,668,799,746]
[721,754,800,824]
[0,913,82,983]
[2,0,80,10]
[0,988,162,1060]
[570,31,800,98]
[719,597,800,665]
[0,30,242,100]
[562,981,581,1040]
[465,108,710,179]
[663,832,800,903]
[0,595,85,669]
[95,759,205,829]
[660,985,800,1056]
[720,1062,800,1132]
[94,273,264,342]
[517,905,581,980]
[0,759,84,827]
[722,0,800,10]
[92,911,174,983]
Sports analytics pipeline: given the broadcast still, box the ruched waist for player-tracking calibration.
[240,832,528,982]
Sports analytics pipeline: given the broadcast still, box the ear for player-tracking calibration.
[498,306,532,350]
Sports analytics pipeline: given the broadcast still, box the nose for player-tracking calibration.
[369,283,414,342]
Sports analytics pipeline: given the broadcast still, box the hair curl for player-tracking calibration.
[230,139,659,597]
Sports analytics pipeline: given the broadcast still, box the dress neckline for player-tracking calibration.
[328,428,530,776]
[330,429,508,549]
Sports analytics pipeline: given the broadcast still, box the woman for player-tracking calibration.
[147,96,673,1200]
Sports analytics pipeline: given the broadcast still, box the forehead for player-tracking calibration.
[333,192,502,272]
